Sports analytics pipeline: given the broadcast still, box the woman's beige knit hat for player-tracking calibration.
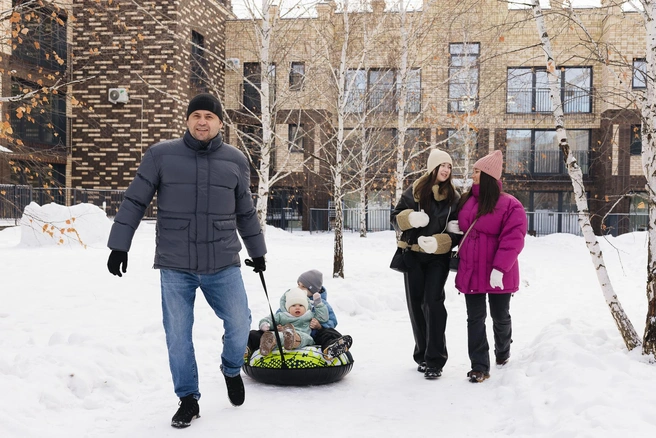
[426,149,452,174]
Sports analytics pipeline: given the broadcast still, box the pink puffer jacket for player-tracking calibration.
[454,184,527,294]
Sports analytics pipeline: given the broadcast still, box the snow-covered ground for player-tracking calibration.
[1,202,655,437]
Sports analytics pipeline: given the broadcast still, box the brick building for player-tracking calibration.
[0,1,649,235]
[223,0,649,235]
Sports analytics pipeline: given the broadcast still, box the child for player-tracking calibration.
[258,287,329,356]
[295,269,353,360]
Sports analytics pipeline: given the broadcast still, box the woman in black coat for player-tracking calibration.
[391,149,460,379]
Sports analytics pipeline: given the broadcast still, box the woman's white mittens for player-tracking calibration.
[446,220,463,234]
[490,269,504,289]
[408,211,430,228]
[417,236,438,253]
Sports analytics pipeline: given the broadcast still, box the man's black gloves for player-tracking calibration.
[244,256,266,273]
[107,250,128,277]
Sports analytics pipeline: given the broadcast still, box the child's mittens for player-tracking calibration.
[313,292,322,305]
[259,322,270,331]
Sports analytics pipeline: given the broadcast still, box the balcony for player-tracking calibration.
[507,88,592,114]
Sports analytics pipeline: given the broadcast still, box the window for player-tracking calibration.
[288,124,304,153]
[368,69,395,112]
[633,59,647,89]
[238,124,264,171]
[289,62,305,91]
[345,69,366,113]
[344,68,421,114]
[447,128,478,172]
[13,6,67,72]
[397,68,421,113]
[630,125,642,155]
[191,31,208,92]
[507,67,592,113]
[10,78,66,146]
[243,63,276,113]
[506,129,589,175]
[448,43,480,112]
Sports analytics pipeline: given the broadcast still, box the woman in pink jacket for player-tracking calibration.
[454,150,527,383]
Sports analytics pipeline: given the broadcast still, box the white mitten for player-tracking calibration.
[259,322,271,331]
[490,269,504,289]
[408,210,430,228]
[417,236,438,254]
[446,220,463,234]
[312,292,322,305]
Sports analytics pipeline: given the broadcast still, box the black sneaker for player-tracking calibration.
[424,367,442,379]
[417,362,427,373]
[171,395,199,428]
[322,335,353,360]
[224,373,245,407]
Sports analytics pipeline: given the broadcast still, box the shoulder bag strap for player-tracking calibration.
[454,218,478,256]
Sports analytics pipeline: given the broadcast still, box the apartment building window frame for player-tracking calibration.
[242,62,276,114]
[10,77,66,147]
[507,66,592,114]
[368,69,395,113]
[189,30,209,93]
[448,42,480,113]
[630,124,642,156]
[288,124,304,153]
[289,62,305,91]
[506,129,590,175]
[447,128,478,175]
[397,68,421,113]
[344,68,421,114]
[191,30,209,93]
[12,4,67,73]
[633,58,647,89]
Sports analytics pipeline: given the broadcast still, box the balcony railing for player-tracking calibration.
[507,88,592,113]
[506,149,589,175]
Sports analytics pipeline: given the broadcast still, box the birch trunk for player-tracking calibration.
[641,0,656,356]
[530,0,641,350]
[331,0,350,279]
[255,0,274,231]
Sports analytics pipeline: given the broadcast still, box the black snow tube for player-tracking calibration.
[242,346,354,386]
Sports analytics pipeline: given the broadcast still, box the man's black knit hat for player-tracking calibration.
[186,93,223,121]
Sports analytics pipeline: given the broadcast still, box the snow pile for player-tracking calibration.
[19,202,111,248]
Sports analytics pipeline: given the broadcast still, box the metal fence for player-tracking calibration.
[0,185,649,237]
[0,185,157,221]
[526,211,649,237]
[309,208,393,233]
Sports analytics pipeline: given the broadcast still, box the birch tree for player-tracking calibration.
[528,0,641,350]
[226,1,322,229]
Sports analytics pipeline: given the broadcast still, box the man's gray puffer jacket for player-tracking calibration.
[107,131,266,274]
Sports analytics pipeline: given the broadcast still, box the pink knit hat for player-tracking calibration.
[473,150,503,180]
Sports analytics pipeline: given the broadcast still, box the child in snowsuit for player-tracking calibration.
[295,269,353,360]
[258,287,329,356]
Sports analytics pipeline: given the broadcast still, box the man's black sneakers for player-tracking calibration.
[171,395,199,428]
[225,373,245,406]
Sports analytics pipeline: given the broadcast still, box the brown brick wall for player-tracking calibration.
[71,0,228,189]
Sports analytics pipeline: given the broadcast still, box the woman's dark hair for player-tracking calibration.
[477,171,500,216]
[458,171,501,217]
[416,166,456,209]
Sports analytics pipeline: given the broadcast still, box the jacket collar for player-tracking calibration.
[183,130,224,153]
[412,173,448,203]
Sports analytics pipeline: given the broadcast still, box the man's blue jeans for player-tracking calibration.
[160,266,251,399]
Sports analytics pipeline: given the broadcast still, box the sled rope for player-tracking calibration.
[257,271,288,369]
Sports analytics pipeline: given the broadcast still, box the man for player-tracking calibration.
[106,93,266,429]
